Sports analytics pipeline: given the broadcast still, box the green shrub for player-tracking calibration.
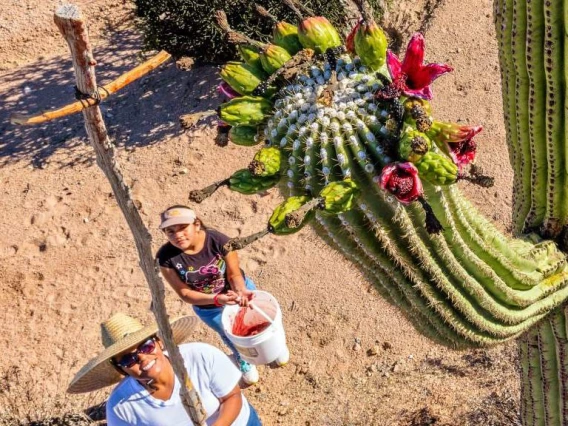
[133,0,383,63]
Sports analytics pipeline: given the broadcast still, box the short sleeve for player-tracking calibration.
[207,229,231,257]
[156,243,174,268]
[106,401,132,426]
[202,344,242,398]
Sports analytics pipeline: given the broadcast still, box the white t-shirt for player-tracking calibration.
[106,342,251,425]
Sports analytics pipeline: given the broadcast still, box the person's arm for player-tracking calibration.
[212,384,243,426]
[224,251,252,306]
[160,267,238,306]
[201,343,248,424]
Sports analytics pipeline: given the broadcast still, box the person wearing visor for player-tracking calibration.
[156,205,268,385]
[67,312,262,425]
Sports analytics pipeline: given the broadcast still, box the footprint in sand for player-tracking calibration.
[267,243,288,259]
[0,244,18,258]
[242,257,267,274]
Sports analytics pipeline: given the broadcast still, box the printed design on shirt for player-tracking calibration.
[176,255,227,294]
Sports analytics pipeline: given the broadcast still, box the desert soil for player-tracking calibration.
[0,0,520,425]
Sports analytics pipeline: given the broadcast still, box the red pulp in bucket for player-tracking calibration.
[232,307,271,337]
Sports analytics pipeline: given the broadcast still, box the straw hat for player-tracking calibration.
[67,312,198,394]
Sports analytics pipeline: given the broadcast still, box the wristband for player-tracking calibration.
[213,293,222,307]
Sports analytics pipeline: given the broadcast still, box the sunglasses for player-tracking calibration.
[113,338,157,369]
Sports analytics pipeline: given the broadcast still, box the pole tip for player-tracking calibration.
[55,4,82,20]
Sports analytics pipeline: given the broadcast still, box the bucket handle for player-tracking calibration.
[249,301,275,325]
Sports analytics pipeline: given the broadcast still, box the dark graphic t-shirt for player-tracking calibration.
[156,229,231,295]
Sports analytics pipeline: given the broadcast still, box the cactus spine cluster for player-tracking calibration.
[188,2,568,423]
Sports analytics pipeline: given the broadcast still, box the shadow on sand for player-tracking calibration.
[0,27,220,169]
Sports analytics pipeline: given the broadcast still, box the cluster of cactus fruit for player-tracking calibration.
[194,4,493,237]
[186,0,568,353]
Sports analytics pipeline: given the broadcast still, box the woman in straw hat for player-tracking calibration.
[156,205,286,386]
[68,312,262,425]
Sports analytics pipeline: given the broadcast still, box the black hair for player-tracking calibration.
[162,204,207,229]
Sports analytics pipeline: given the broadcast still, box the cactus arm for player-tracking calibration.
[511,0,533,230]
[395,201,548,338]
[328,134,506,342]
[446,189,559,285]
[538,319,560,425]
[455,186,568,279]
[542,0,568,232]
[543,2,565,234]
[549,311,568,421]
[437,189,568,307]
[355,208,469,346]
[520,330,533,425]
[435,188,542,305]
[412,195,560,323]
[495,0,524,230]
[527,327,547,426]
[525,0,548,228]
[521,307,568,426]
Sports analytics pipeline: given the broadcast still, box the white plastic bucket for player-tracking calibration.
[222,290,288,365]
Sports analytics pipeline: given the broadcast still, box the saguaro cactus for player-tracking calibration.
[186,2,568,423]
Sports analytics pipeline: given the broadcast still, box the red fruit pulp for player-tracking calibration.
[232,307,271,337]
[387,174,414,197]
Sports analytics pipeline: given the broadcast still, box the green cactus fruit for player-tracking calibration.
[298,16,342,54]
[268,195,314,235]
[399,128,432,163]
[416,151,458,186]
[220,62,267,96]
[319,179,360,214]
[354,20,388,71]
[228,126,261,146]
[237,44,263,71]
[249,146,282,177]
[228,169,279,194]
[218,96,273,127]
[259,44,292,75]
[273,21,303,55]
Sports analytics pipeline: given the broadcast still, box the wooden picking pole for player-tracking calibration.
[53,5,207,425]
[10,50,171,126]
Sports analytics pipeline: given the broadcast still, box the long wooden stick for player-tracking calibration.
[10,50,171,126]
[53,5,206,425]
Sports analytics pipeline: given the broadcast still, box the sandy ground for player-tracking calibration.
[0,0,520,425]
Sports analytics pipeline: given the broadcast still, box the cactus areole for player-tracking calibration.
[193,9,568,352]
